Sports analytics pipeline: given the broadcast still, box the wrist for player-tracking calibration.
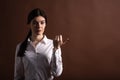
[53,47,60,51]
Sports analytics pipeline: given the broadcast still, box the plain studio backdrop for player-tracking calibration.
[0,0,120,80]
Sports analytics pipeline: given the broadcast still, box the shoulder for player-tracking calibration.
[15,42,22,52]
[46,38,54,46]
[44,35,53,44]
[47,38,53,42]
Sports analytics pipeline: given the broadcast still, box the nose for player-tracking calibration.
[36,22,42,28]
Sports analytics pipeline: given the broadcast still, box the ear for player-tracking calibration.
[26,24,31,30]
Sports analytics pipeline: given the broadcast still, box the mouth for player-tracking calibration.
[36,29,42,33]
[35,28,41,31]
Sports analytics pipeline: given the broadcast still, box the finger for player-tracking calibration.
[59,35,63,44]
[55,35,58,41]
[57,35,59,41]
[63,38,69,45]
[59,35,62,42]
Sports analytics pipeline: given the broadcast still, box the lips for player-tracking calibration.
[36,29,41,32]
[34,28,43,34]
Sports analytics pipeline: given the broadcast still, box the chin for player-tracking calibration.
[36,32,43,35]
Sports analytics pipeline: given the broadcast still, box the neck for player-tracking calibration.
[31,34,44,42]
[31,34,44,47]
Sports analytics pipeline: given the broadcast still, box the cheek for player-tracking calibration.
[42,27,45,32]
[31,26,35,31]
[43,25,46,30]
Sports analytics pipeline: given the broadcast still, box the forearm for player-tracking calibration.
[50,48,63,77]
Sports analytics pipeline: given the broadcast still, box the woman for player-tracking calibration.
[14,8,63,80]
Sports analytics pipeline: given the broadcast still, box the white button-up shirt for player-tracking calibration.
[14,36,63,80]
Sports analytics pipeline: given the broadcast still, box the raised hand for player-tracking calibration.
[53,35,69,50]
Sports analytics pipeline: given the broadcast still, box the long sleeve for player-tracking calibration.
[50,48,63,77]
[14,44,25,80]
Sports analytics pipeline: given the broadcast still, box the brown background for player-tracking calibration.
[0,0,120,80]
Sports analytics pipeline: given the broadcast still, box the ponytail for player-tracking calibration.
[17,30,32,57]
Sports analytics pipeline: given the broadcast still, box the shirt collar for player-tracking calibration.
[41,35,48,44]
[28,35,48,44]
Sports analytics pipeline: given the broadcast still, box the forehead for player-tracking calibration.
[33,16,45,22]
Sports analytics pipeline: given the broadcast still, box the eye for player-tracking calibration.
[41,21,45,25]
[32,20,37,25]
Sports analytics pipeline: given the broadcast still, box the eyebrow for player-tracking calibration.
[33,19,45,22]
[32,20,45,23]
